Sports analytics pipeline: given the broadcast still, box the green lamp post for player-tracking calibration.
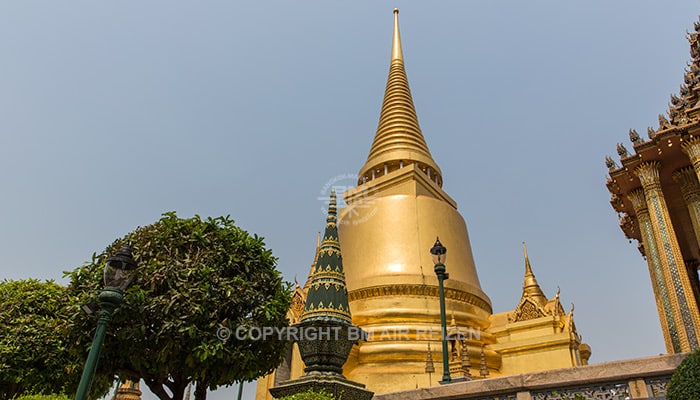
[75,246,137,400]
[430,237,451,384]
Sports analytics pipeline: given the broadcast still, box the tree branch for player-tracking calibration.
[144,378,173,400]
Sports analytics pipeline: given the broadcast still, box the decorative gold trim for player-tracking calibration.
[348,284,492,313]
[672,167,700,203]
[673,167,700,262]
[510,298,546,323]
[682,137,700,169]
[635,162,662,191]
[627,189,647,213]
[300,307,352,324]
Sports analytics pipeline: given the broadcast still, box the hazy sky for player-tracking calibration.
[1,1,699,399]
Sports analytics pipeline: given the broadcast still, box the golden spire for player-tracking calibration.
[521,242,547,306]
[358,8,442,186]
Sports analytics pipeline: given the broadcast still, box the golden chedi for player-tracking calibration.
[257,9,591,399]
[337,9,497,392]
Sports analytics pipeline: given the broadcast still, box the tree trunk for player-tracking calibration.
[144,379,173,400]
[194,380,208,400]
[171,379,187,400]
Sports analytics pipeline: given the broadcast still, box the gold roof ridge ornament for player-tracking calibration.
[358,8,442,186]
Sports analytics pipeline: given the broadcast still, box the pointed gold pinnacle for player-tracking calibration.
[392,8,403,62]
[358,9,442,186]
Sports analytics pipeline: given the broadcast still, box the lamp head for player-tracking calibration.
[430,237,447,265]
[104,245,137,291]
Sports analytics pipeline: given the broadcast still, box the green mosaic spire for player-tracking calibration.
[301,189,352,325]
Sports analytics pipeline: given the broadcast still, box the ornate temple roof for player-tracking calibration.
[357,9,442,186]
[509,243,567,323]
[605,15,700,261]
[300,189,352,325]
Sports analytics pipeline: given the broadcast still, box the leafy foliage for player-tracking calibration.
[65,212,292,400]
[277,389,337,400]
[12,394,71,400]
[0,279,111,400]
[667,349,700,400]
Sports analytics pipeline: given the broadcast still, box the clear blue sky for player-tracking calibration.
[1,1,698,399]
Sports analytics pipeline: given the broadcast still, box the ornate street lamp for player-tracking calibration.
[75,246,137,400]
[430,237,451,384]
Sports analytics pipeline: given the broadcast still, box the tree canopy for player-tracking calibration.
[65,212,291,400]
[667,349,700,400]
[0,279,111,400]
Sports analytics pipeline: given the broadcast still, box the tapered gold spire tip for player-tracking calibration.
[391,7,403,62]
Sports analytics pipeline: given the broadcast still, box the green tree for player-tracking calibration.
[65,212,291,400]
[667,348,700,400]
[0,279,111,400]
[13,394,71,400]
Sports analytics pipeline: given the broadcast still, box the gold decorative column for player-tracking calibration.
[635,161,700,351]
[628,189,681,352]
[673,167,700,251]
[672,166,700,313]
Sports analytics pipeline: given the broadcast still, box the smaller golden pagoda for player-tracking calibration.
[115,380,142,400]
[489,244,588,375]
